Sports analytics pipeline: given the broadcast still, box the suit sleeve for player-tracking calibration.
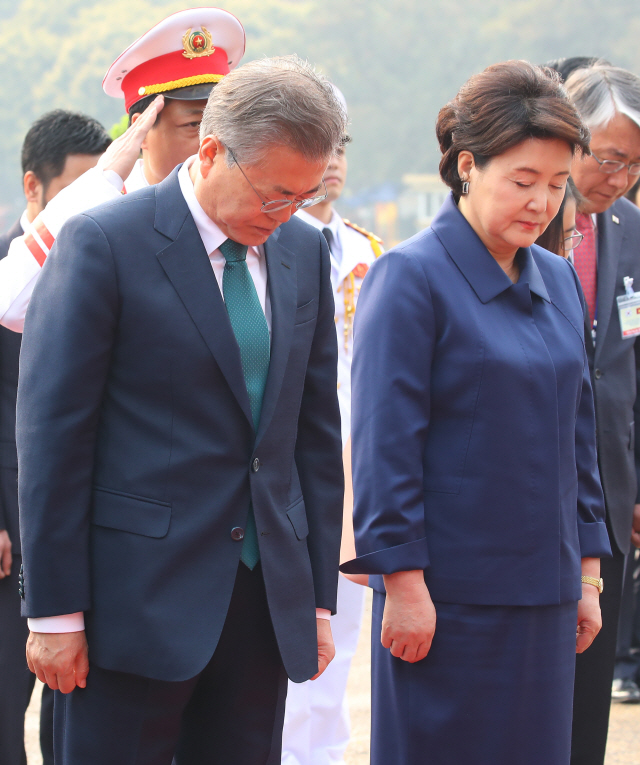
[17,213,119,617]
[294,231,344,613]
[634,338,640,503]
[564,258,611,558]
[341,249,434,576]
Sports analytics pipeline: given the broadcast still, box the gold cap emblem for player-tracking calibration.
[182,27,215,59]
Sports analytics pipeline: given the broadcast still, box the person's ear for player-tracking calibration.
[23,170,43,205]
[457,151,475,183]
[198,136,223,178]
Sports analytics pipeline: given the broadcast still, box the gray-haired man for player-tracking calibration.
[18,55,345,765]
[565,64,640,765]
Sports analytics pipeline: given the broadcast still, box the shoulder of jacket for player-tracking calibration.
[342,219,384,256]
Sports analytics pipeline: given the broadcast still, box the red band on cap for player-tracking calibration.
[122,48,229,112]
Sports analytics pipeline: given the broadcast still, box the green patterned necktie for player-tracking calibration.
[219,237,271,569]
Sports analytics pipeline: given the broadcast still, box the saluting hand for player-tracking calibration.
[97,95,165,183]
[382,570,436,663]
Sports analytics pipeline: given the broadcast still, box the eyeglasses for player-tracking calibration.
[226,146,328,213]
[592,153,640,176]
[562,229,584,252]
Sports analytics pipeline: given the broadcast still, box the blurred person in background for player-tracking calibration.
[535,177,583,258]
[0,109,111,765]
[282,85,382,765]
[341,61,609,765]
[563,63,640,765]
[611,178,640,704]
[546,56,611,83]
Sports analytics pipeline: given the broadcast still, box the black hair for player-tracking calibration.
[437,61,590,201]
[128,94,162,127]
[535,177,583,255]
[21,110,111,190]
[544,57,610,83]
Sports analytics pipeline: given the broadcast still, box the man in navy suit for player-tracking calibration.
[17,55,346,765]
[0,110,110,765]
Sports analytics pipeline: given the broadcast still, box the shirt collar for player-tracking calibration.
[296,207,340,234]
[19,210,30,233]
[178,156,231,256]
[431,193,550,304]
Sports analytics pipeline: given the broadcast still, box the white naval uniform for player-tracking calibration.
[282,208,380,765]
[0,167,123,331]
[0,160,153,332]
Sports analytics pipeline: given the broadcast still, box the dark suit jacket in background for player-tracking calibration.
[17,167,344,684]
[0,220,23,548]
[585,196,640,555]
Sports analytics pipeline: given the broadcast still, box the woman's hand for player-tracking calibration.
[381,570,436,663]
[576,557,602,654]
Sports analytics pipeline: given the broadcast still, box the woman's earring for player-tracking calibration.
[461,180,470,195]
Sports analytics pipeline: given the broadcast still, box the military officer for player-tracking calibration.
[283,87,383,765]
[0,7,245,331]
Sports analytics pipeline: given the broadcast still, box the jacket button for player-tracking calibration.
[594,368,602,379]
[252,458,261,473]
[231,527,245,541]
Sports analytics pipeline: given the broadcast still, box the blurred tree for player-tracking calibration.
[0,0,638,224]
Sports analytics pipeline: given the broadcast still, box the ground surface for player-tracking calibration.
[25,590,640,764]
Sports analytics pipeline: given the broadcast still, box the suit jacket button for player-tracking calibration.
[252,458,261,473]
[231,527,245,541]
[594,368,602,379]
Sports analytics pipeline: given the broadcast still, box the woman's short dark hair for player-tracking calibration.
[437,60,591,200]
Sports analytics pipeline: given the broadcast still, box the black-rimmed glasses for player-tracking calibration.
[592,153,640,176]
[226,146,328,212]
[562,229,584,252]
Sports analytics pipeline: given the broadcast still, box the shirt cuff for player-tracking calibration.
[316,608,331,620]
[102,169,124,191]
[28,612,85,633]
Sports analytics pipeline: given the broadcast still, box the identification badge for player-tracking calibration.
[617,277,640,339]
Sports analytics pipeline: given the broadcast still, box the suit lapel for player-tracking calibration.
[154,170,253,427]
[595,205,624,362]
[255,230,297,446]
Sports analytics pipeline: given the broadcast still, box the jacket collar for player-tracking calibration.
[431,193,550,304]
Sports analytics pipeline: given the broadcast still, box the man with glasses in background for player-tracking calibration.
[564,64,640,765]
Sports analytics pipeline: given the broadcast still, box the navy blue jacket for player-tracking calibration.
[341,194,610,605]
[17,168,344,682]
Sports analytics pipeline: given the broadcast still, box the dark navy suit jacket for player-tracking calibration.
[341,194,611,605]
[17,168,344,683]
[0,220,23,551]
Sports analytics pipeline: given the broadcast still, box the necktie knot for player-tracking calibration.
[219,238,248,263]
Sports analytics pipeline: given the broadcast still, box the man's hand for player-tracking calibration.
[382,570,436,663]
[632,503,640,549]
[311,618,335,680]
[97,95,164,182]
[0,529,12,578]
[26,631,89,693]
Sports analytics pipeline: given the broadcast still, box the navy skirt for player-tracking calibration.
[371,592,578,765]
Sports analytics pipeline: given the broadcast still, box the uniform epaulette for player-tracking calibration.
[343,219,383,257]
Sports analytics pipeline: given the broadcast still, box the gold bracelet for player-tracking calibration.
[581,575,604,594]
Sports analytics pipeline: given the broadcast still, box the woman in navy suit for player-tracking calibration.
[341,61,611,764]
